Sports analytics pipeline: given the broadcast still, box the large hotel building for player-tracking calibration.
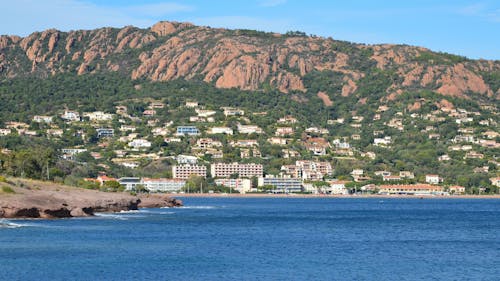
[172,165,207,179]
[211,163,263,178]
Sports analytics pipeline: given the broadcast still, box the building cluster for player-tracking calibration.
[1,98,498,195]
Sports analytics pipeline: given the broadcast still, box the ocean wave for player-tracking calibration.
[119,210,141,214]
[93,213,129,220]
[179,206,217,209]
[0,219,31,228]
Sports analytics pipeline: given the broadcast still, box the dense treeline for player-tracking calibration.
[0,71,498,192]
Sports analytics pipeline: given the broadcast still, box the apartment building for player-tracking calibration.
[173,165,207,179]
[211,163,263,178]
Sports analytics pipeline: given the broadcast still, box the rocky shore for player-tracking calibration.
[0,179,182,219]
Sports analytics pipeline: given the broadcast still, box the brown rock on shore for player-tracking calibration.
[0,179,181,219]
[138,194,183,208]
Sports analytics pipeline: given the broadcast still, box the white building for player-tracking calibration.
[118,177,185,192]
[61,110,80,121]
[374,136,392,146]
[0,129,11,136]
[33,115,53,123]
[176,155,198,165]
[185,101,199,108]
[425,174,443,185]
[61,148,87,155]
[275,127,294,136]
[222,107,244,116]
[128,139,152,149]
[325,181,349,195]
[209,127,234,135]
[237,124,263,134]
[258,175,302,193]
[83,111,114,121]
[141,178,186,192]
[214,178,252,194]
[195,109,217,117]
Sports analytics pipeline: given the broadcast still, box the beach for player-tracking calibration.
[174,192,500,199]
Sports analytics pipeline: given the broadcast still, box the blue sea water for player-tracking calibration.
[1,197,499,281]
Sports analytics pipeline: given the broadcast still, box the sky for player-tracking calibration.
[1,0,498,60]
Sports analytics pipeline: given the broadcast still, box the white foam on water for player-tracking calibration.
[179,206,217,209]
[93,213,129,220]
[119,210,141,213]
[0,219,31,228]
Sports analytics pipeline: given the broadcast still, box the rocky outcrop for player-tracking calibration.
[0,21,498,99]
[138,194,183,208]
[0,180,182,219]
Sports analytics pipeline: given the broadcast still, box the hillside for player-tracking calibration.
[0,21,499,101]
[0,22,498,194]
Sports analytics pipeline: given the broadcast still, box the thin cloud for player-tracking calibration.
[458,3,486,15]
[259,0,287,8]
[457,3,499,22]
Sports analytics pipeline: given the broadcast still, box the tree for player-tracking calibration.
[134,184,149,194]
[183,175,208,193]
[102,180,125,192]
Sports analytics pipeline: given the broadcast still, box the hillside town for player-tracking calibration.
[1,98,498,195]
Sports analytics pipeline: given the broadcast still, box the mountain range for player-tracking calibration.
[0,21,498,102]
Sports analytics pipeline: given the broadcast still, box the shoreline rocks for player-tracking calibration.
[0,180,182,219]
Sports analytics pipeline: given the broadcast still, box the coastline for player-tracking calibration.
[0,178,182,219]
[175,193,500,199]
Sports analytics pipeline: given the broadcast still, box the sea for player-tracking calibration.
[1,197,499,281]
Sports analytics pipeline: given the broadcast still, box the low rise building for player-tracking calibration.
[448,185,466,195]
[61,110,80,122]
[141,178,185,192]
[490,177,500,187]
[33,115,53,123]
[275,127,294,136]
[176,126,200,136]
[425,174,443,185]
[97,128,114,138]
[399,171,415,179]
[258,175,302,193]
[237,124,263,134]
[209,127,233,135]
[231,139,259,147]
[84,111,113,121]
[118,177,185,192]
[176,155,198,165]
[325,181,349,195]
[383,175,402,182]
[222,107,244,116]
[378,184,444,195]
[128,139,152,149]
[214,178,252,194]
[374,136,392,146]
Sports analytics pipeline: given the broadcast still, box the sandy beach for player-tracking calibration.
[174,193,500,199]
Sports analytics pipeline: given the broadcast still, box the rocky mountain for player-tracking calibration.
[0,21,499,101]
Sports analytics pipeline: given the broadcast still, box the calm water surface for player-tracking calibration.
[1,197,499,280]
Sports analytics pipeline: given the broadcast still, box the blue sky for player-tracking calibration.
[1,0,498,59]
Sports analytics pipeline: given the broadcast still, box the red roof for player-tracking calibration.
[379,184,442,191]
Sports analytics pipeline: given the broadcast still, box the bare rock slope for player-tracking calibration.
[0,21,498,99]
[0,179,182,219]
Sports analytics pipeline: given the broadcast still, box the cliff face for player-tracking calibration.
[0,21,498,99]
